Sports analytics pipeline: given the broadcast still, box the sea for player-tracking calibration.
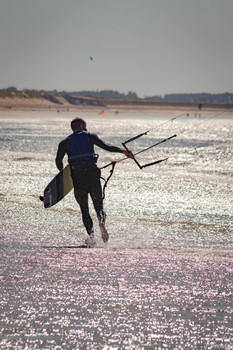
[0,110,233,349]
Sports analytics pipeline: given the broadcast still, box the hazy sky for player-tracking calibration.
[1,0,233,97]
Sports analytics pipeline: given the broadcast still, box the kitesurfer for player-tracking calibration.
[55,117,134,247]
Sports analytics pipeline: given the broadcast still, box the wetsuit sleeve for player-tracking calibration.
[89,133,124,153]
[55,139,71,170]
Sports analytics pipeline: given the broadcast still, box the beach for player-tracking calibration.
[0,110,233,349]
[1,91,233,116]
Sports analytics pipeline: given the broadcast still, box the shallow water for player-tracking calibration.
[0,111,233,349]
[1,248,233,349]
[0,110,232,251]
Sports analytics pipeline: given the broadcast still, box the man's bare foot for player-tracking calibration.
[99,222,109,243]
[85,232,96,248]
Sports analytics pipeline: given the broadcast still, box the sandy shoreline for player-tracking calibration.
[1,95,233,115]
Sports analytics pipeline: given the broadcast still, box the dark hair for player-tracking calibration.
[71,118,87,131]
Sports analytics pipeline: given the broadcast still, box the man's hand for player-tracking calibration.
[123,150,134,159]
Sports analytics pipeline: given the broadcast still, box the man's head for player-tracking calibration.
[71,118,87,132]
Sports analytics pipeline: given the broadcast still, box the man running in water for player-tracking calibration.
[55,117,134,247]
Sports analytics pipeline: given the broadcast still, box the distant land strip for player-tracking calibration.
[1,89,233,113]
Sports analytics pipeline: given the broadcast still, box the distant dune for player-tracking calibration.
[1,89,233,114]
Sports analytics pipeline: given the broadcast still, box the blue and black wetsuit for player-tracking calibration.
[55,131,124,235]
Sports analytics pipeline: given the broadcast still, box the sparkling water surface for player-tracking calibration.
[0,111,233,349]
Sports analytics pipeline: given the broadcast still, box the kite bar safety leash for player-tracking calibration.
[101,161,116,200]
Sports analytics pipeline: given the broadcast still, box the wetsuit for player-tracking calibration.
[55,132,124,235]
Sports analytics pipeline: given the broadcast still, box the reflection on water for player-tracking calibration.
[1,248,233,349]
[0,111,232,251]
[0,111,233,349]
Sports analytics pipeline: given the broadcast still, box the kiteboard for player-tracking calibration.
[41,164,73,208]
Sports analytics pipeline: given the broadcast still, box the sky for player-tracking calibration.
[1,0,233,97]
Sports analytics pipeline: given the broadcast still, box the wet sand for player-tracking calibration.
[1,245,233,349]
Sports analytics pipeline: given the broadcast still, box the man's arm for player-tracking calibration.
[89,133,124,153]
[89,133,134,158]
[55,139,71,170]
